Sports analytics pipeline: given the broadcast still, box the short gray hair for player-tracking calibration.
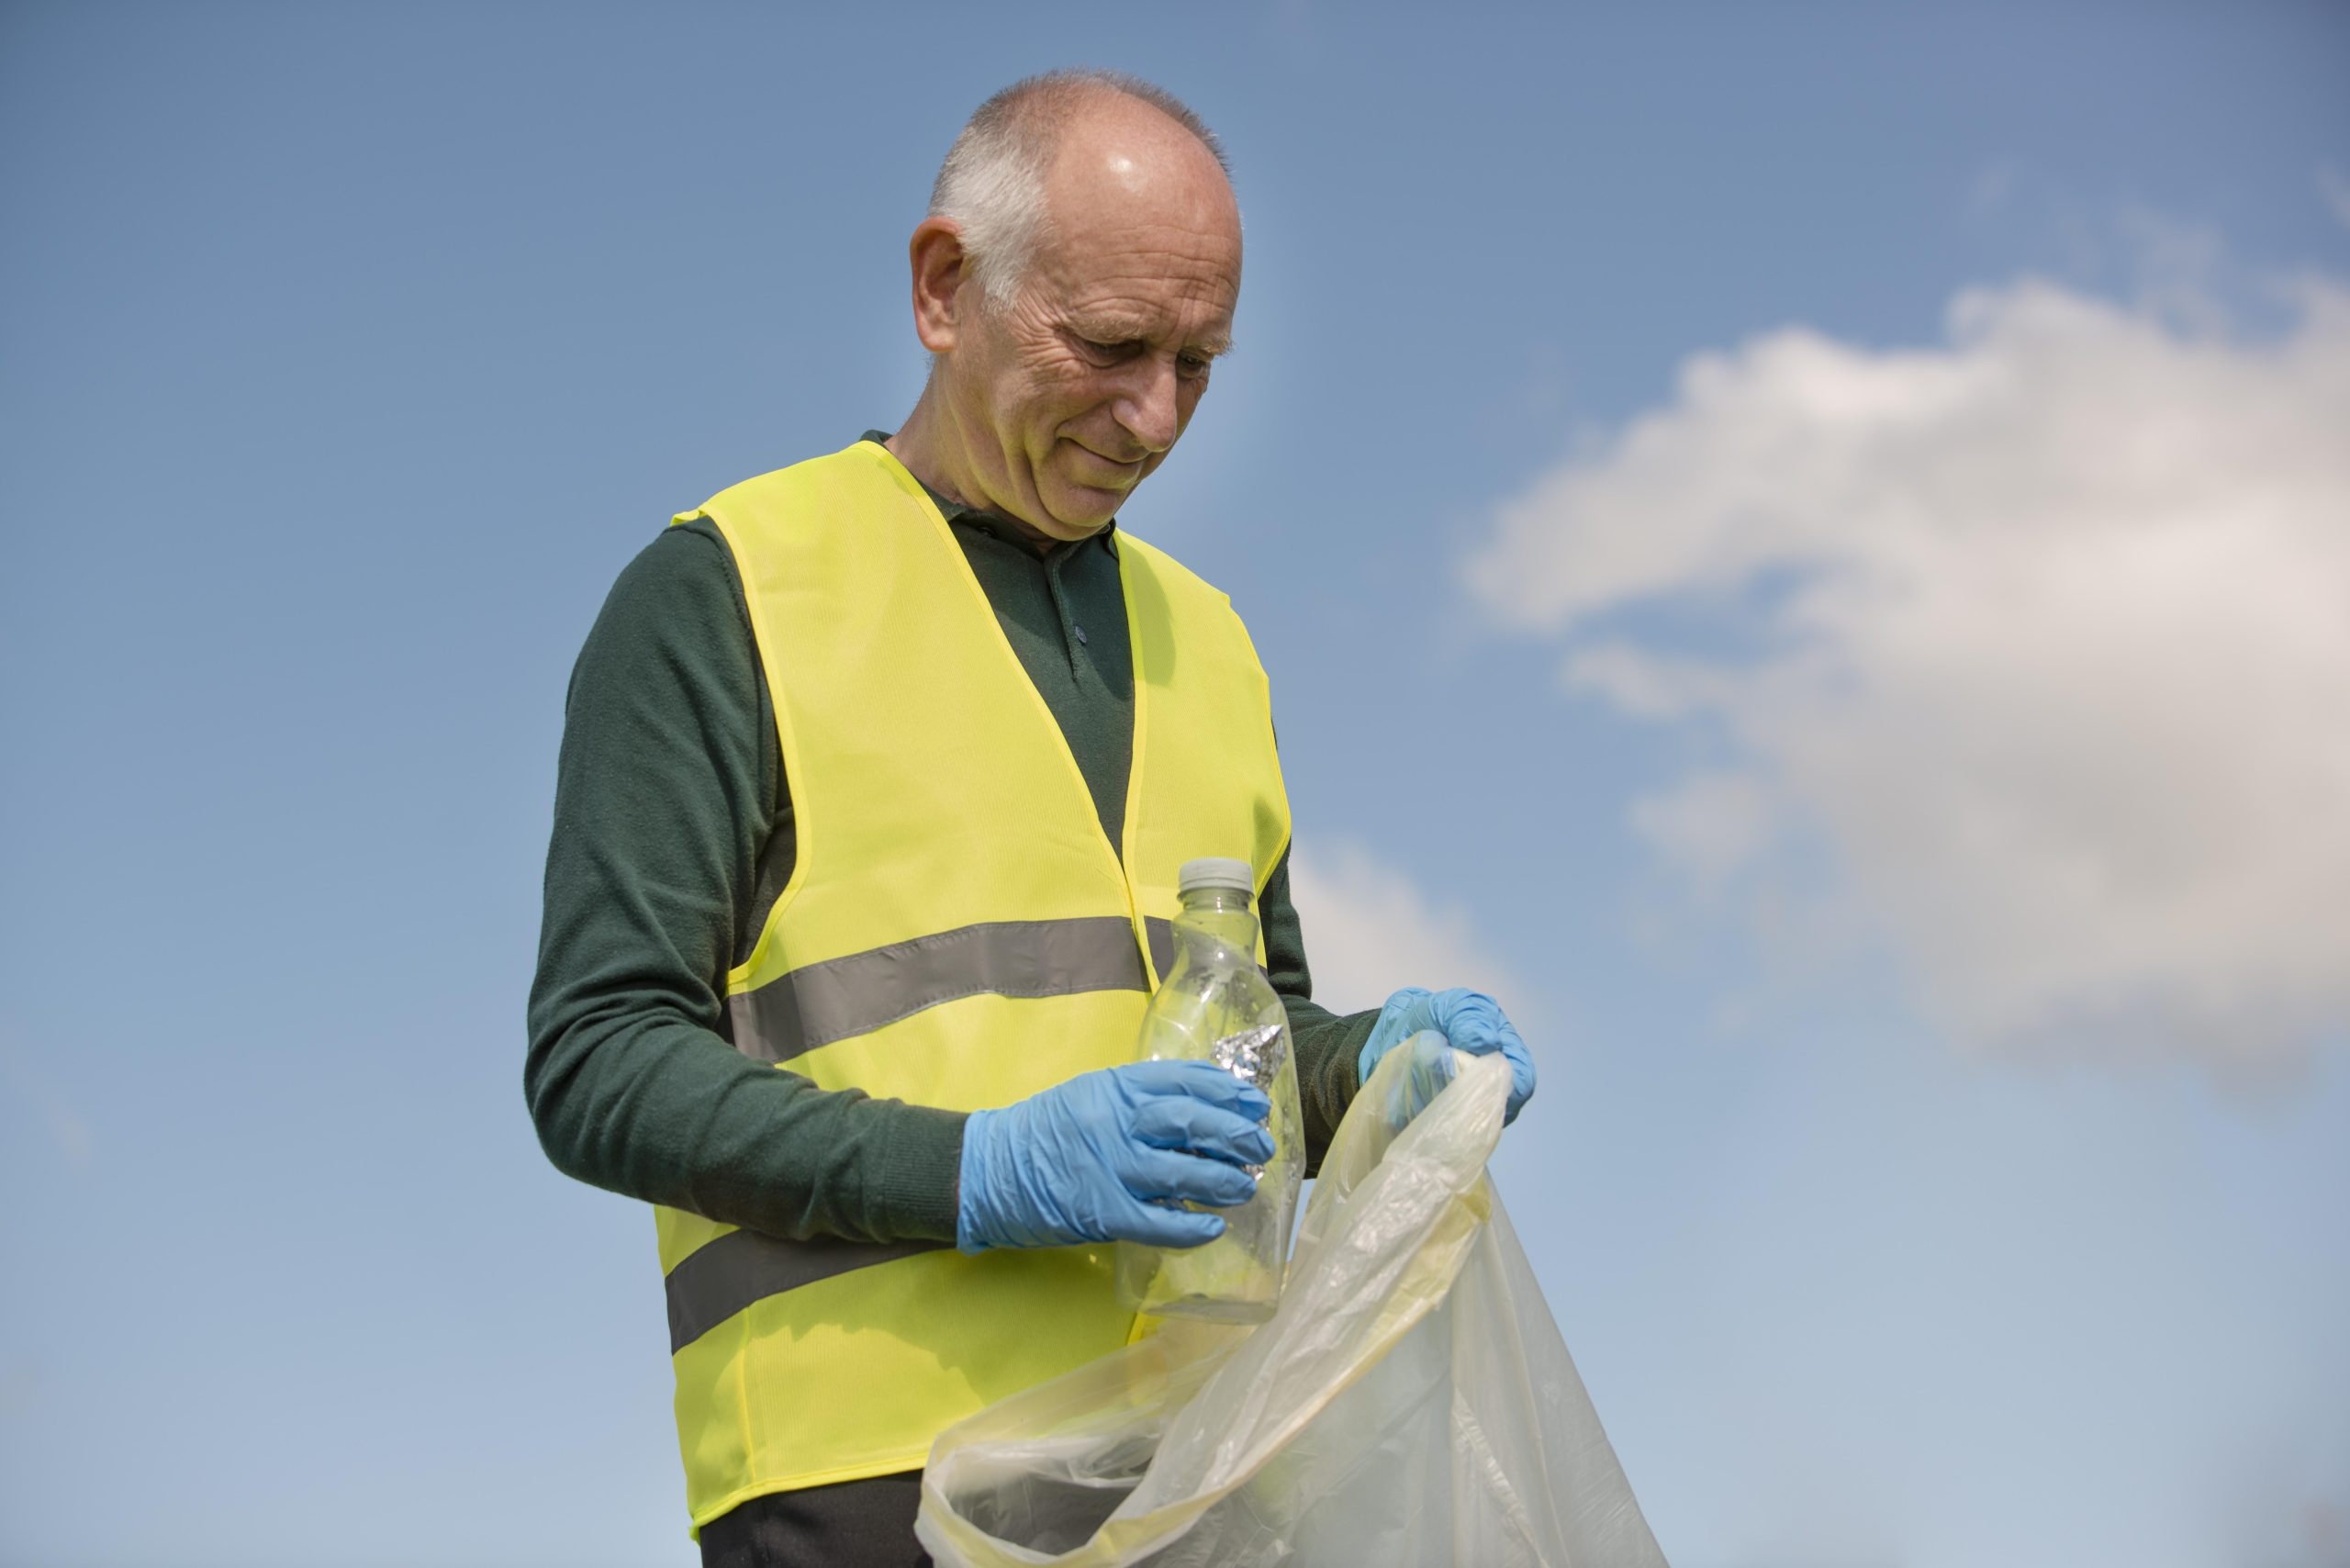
[929,69,1229,307]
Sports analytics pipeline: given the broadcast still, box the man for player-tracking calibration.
[526,70,1536,1567]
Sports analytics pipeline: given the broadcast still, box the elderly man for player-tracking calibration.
[526,70,1534,1566]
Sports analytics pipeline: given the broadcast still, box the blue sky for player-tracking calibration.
[4,5,2346,1564]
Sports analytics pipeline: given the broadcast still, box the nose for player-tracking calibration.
[1111,356,1181,455]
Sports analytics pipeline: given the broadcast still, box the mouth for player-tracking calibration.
[1061,438,1148,479]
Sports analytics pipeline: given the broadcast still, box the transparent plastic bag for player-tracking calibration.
[915,1047,1670,1567]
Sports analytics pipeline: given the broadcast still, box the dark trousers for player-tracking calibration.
[699,1471,932,1568]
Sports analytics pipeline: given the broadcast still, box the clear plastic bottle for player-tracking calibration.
[1115,857,1304,1323]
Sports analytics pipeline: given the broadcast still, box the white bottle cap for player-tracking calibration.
[1178,857,1255,895]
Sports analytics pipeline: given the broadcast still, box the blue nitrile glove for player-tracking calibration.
[1357,987,1537,1125]
[957,1059,1276,1253]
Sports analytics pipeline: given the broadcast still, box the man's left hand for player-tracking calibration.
[1357,987,1536,1126]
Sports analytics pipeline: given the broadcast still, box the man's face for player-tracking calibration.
[938,127,1242,540]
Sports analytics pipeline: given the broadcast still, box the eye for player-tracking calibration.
[1177,353,1214,380]
[1074,334,1137,363]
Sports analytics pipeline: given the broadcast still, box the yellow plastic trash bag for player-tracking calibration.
[914,1048,1671,1567]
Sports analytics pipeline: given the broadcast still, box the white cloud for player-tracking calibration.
[1465,275,2350,1068]
[1627,770,1778,894]
[1285,841,1525,1018]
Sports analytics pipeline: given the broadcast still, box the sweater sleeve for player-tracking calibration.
[1259,847,1379,1176]
[524,524,966,1244]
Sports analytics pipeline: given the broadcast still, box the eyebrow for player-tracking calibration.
[1070,319,1235,358]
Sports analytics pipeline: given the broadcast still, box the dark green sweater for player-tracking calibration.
[526,439,1375,1246]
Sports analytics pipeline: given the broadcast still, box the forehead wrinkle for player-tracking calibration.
[1038,233,1238,286]
[1056,256,1237,306]
[1062,297,1236,351]
[1056,263,1237,319]
[1027,185,1240,357]
[1061,283,1235,322]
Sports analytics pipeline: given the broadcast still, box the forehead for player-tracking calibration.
[1025,116,1242,343]
[1031,220,1240,346]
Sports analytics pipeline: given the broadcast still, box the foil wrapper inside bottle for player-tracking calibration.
[1211,1022,1287,1178]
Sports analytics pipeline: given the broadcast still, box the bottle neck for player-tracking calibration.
[1174,886,1259,956]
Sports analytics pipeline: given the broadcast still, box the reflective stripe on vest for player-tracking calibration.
[722,914,1185,1062]
[656,442,1292,1524]
[666,1231,948,1352]
[722,914,1138,1061]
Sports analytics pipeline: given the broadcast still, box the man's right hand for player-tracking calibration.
[955,1060,1274,1253]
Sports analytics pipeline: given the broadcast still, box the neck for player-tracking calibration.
[882,382,965,506]
[886,382,1082,554]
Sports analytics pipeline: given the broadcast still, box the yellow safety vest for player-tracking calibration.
[657,439,1292,1527]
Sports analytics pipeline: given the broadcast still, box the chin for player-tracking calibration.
[1040,484,1123,535]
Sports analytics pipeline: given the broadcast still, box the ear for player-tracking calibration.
[908,217,968,354]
